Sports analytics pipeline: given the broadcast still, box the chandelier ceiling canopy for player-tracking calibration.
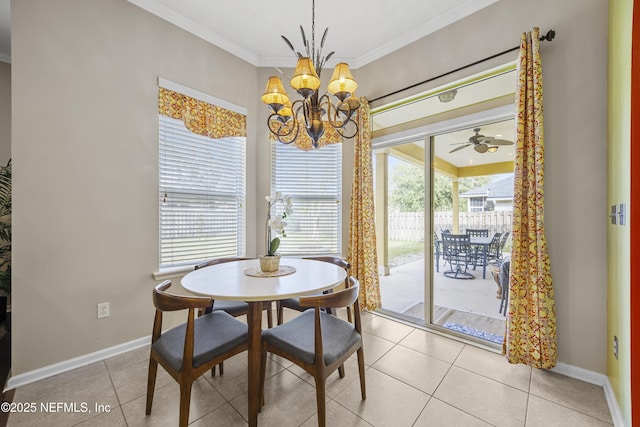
[260,0,360,149]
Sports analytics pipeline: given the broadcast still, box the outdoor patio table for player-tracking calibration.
[470,236,493,279]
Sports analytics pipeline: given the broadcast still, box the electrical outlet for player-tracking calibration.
[97,302,110,319]
[614,335,618,360]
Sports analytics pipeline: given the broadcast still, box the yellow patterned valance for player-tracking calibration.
[158,87,246,139]
[268,121,343,151]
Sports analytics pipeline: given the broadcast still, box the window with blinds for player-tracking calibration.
[270,141,342,255]
[159,115,246,269]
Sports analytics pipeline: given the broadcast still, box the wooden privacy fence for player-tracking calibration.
[388,211,513,241]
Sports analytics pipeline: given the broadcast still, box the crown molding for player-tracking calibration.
[352,0,499,68]
[127,0,259,66]
[128,0,498,70]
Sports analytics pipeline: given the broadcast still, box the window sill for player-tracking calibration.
[152,265,194,281]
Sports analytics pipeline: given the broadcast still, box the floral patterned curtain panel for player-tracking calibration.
[348,98,382,310]
[158,87,246,139]
[503,27,557,368]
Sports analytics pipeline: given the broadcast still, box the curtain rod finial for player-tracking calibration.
[541,29,556,42]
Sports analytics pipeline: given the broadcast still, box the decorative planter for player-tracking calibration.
[259,255,281,273]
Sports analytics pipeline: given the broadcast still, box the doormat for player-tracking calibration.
[442,321,504,344]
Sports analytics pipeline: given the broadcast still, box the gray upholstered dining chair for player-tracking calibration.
[146,280,248,427]
[259,277,366,427]
[276,256,351,325]
[195,257,273,376]
[195,257,274,328]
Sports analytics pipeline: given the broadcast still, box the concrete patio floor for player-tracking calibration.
[378,257,506,342]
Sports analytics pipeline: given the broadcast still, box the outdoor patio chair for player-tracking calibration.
[469,231,502,269]
[466,228,489,237]
[485,232,503,263]
[441,233,474,279]
[498,231,511,261]
[434,231,443,272]
[499,256,511,315]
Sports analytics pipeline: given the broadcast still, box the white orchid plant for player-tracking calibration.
[265,192,293,256]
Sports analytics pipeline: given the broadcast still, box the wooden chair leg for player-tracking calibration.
[178,381,193,427]
[276,301,284,325]
[314,378,327,427]
[266,302,273,328]
[259,345,269,410]
[357,347,366,400]
[338,364,345,378]
[211,363,223,377]
[145,358,158,415]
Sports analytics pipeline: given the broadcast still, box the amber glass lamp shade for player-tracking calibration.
[289,57,321,98]
[327,63,357,101]
[261,76,290,112]
[277,101,293,123]
[338,93,360,119]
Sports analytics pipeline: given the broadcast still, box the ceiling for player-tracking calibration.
[0,0,499,66]
[117,0,499,69]
[433,119,515,168]
[374,66,516,169]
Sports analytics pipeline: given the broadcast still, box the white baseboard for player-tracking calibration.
[5,335,151,391]
[552,362,626,427]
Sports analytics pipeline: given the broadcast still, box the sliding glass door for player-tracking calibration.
[375,141,427,320]
[431,121,514,346]
[371,65,517,347]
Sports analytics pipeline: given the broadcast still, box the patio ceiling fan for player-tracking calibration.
[449,127,514,154]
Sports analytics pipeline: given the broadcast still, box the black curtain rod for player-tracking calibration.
[369,29,556,105]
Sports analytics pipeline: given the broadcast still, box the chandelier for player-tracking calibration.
[260,0,360,149]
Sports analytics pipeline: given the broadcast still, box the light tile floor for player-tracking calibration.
[6,310,613,427]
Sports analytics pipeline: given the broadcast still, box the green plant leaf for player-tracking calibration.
[268,237,280,256]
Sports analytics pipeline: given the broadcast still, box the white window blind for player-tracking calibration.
[270,141,342,255]
[159,115,246,269]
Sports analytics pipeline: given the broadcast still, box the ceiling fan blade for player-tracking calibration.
[479,136,514,145]
[449,144,470,153]
[490,139,514,145]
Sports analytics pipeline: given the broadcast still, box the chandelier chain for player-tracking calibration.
[311,0,315,67]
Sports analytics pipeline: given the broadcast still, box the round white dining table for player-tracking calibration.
[181,257,347,426]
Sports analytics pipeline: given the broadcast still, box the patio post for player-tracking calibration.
[452,177,460,233]
[375,149,390,275]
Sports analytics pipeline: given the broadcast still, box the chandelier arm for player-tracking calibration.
[277,124,299,145]
[267,113,296,138]
[335,117,359,140]
[302,99,312,129]
[321,95,352,129]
